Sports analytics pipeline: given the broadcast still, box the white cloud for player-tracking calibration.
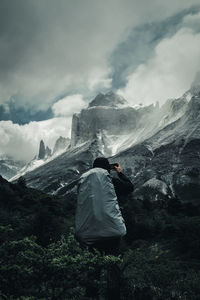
[52,94,87,117]
[182,11,200,29]
[87,71,112,92]
[0,118,71,162]
[118,26,200,105]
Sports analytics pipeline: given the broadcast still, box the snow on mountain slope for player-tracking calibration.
[12,87,200,203]
[71,91,189,155]
[109,93,200,203]
[10,146,67,182]
[91,99,188,156]
[10,136,71,182]
[0,156,25,180]
[13,140,102,194]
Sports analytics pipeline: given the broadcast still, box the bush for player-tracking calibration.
[0,230,122,300]
[174,216,200,258]
[120,246,200,300]
[1,178,200,299]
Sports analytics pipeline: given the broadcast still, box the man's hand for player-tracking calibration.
[114,163,122,173]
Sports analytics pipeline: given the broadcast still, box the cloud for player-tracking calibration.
[52,94,87,117]
[1,0,200,111]
[0,118,71,162]
[118,21,200,105]
[109,6,200,90]
[182,11,200,31]
[0,101,53,125]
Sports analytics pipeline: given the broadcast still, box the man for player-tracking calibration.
[75,157,134,254]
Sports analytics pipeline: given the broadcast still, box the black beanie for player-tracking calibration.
[93,157,111,172]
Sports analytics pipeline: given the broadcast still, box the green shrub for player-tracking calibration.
[0,230,121,300]
[120,246,200,300]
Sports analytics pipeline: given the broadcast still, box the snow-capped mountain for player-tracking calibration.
[71,90,188,155]
[110,91,200,203]
[0,155,25,180]
[88,91,128,108]
[11,136,70,181]
[11,87,200,203]
[19,140,102,194]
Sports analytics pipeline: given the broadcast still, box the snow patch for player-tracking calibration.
[10,147,67,181]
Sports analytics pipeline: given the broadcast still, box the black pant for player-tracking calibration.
[88,237,121,256]
[75,235,121,299]
[85,237,121,299]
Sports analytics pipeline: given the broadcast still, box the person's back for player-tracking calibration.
[75,157,134,299]
[75,157,134,253]
[75,167,126,246]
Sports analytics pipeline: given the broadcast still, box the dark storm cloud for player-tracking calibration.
[109,6,200,89]
[0,0,135,109]
[0,1,40,79]
[1,0,200,161]
[0,0,200,114]
[0,101,53,125]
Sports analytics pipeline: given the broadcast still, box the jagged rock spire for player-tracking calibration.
[38,140,46,159]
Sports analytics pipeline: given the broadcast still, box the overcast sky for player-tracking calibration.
[0,0,200,161]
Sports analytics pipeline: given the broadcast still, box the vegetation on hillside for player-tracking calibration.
[0,175,200,299]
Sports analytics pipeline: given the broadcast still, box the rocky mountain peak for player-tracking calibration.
[38,140,46,159]
[88,91,128,108]
[38,140,52,159]
[53,136,70,154]
[12,87,200,204]
[187,95,200,117]
[190,84,200,96]
[46,146,51,157]
[168,98,188,116]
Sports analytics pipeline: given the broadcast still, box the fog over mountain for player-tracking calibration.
[0,1,200,183]
[8,86,199,207]
[0,2,200,110]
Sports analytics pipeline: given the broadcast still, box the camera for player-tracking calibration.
[110,163,119,170]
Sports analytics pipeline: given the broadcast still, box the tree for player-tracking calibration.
[17,176,26,188]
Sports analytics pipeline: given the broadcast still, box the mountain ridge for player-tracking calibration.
[9,87,200,203]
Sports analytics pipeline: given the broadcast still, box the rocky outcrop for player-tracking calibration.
[71,91,136,149]
[53,136,70,154]
[38,140,52,159]
[71,105,139,149]
[38,140,46,159]
[88,91,128,108]
[71,91,189,155]
[71,91,158,150]
[22,139,103,194]
[110,95,200,203]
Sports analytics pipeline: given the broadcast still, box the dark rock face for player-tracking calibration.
[38,140,46,159]
[38,140,53,159]
[71,106,139,148]
[71,91,139,148]
[70,91,188,155]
